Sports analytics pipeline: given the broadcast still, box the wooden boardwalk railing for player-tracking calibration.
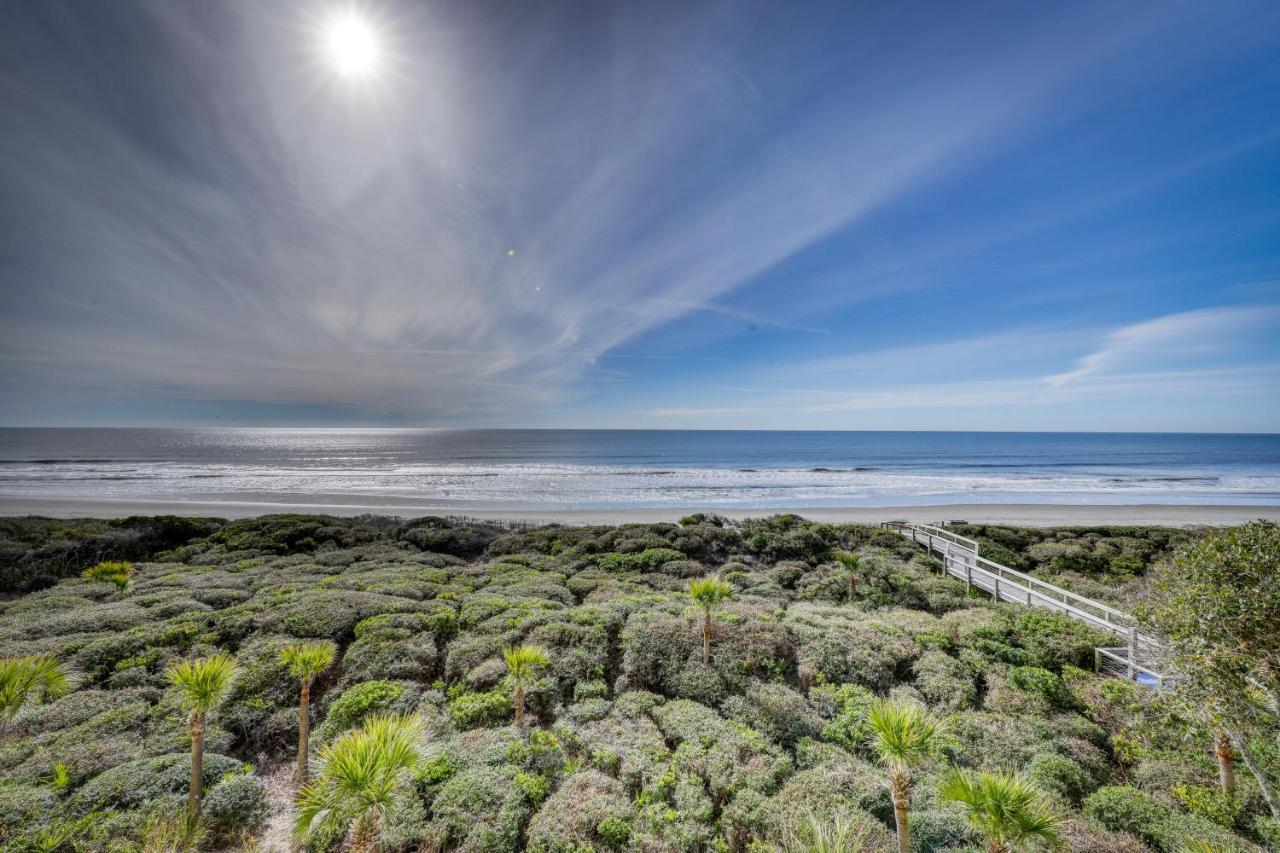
[881,521,1170,689]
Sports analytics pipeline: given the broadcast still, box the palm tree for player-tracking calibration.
[0,655,72,730]
[503,645,548,727]
[688,576,734,664]
[166,654,237,817]
[939,767,1063,853]
[1212,729,1236,797]
[866,699,947,853]
[294,713,426,853]
[280,640,337,783]
[834,551,860,600]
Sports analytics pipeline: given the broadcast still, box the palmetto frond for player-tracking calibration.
[778,809,871,853]
[688,576,734,611]
[293,712,425,847]
[82,560,133,590]
[503,645,549,685]
[166,654,238,713]
[939,767,1063,851]
[834,551,860,570]
[0,655,73,719]
[866,699,946,771]
[280,640,337,681]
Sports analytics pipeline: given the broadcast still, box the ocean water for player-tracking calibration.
[0,428,1277,510]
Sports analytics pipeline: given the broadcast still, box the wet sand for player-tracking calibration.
[1,496,1277,526]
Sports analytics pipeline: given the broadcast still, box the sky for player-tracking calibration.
[1,0,1279,431]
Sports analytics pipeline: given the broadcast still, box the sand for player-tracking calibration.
[1,496,1277,526]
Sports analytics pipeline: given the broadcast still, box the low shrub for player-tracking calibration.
[1026,752,1096,802]
[71,752,241,814]
[320,680,406,735]
[204,774,267,839]
[810,682,876,751]
[1008,665,1068,707]
[913,650,977,712]
[723,682,818,748]
[596,548,686,573]
[1083,785,1252,852]
[449,687,512,729]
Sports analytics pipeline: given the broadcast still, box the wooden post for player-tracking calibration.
[1094,648,1101,672]
[993,576,1000,602]
[1127,627,1137,680]
[965,557,972,593]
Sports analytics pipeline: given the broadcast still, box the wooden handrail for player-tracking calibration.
[882,521,1162,647]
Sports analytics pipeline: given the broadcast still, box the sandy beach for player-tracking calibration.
[2,495,1277,526]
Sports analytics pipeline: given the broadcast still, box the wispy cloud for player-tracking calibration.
[642,305,1280,426]
[1047,304,1280,387]
[1,1,1275,427]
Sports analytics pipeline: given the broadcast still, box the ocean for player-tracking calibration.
[0,428,1277,511]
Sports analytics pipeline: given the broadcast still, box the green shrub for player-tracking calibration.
[0,783,58,831]
[526,770,634,852]
[968,610,1103,671]
[514,770,551,805]
[596,548,686,573]
[913,650,977,711]
[449,687,512,729]
[1083,786,1250,852]
[724,682,818,748]
[417,753,457,786]
[573,679,608,701]
[1254,816,1280,849]
[1025,752,1095,802]
[204,774,267,838]
[320,679,405,733]
[399,523,498,558]
[431,765,527,851]
[1007,665,1067,706]
[810,682,876,751]
[597,814,631,848]
[566,698,612,724]
[1083,786,1168,833]
[908,808,972,851]
[0,517,1230,851]
[1171,783,1245,829]
[71,752,241,814]
[740,516,838,563]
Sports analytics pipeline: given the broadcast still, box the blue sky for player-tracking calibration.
[1,0,1278,430]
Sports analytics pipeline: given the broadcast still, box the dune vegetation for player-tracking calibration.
[0,513,1276,851]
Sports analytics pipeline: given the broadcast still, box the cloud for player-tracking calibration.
[0,1,1269,425]
[1047,304,1280,387]
[647,405,765,419]
[640,305,1280,424]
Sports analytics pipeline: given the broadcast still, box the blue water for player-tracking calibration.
[0,428,1277,509]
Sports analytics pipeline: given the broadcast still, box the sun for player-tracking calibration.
[323,12,382,78]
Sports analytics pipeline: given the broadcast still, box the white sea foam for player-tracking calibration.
[1,459,1277,508]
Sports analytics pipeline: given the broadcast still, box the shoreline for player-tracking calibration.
[1,496,1277,526]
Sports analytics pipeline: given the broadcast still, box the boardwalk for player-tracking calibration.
[882,521,1170,688]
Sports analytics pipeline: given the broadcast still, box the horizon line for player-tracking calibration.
[0,425,1277,436]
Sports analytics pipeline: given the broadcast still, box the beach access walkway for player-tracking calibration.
[881,521,1170,689]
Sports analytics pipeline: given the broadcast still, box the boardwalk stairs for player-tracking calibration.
[881,521,1170,688]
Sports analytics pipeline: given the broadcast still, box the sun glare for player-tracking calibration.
[323,12,381,78]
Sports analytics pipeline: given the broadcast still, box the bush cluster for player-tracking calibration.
[2,515,1264,852]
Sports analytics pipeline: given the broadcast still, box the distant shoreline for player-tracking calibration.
[1,496,1276,526]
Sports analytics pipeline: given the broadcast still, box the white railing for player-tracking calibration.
[881,521,1169,688]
